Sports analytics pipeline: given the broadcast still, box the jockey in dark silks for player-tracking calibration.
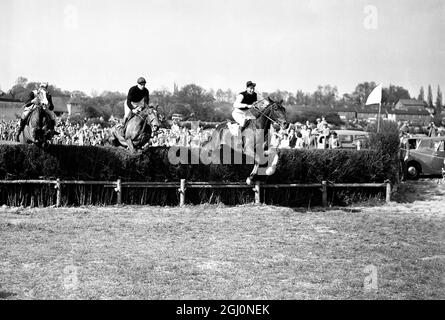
[15,82,59,142]
[123,77,150,129]
[232,81,258,131]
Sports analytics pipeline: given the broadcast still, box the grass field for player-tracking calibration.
[0,180,444,300]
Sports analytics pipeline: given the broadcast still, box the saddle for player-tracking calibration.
[227,120,240,136]
[227,119,253,137]
[119,112,146,136]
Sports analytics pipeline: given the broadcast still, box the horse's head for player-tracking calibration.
[264,97,288,130]
[35,88,49,107]
[144,105,161,133]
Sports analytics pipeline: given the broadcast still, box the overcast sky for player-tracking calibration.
[0,0,444,97]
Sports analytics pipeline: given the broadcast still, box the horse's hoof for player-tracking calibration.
[265,166,276,176]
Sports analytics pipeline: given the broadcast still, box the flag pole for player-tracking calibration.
[377,102,381,133]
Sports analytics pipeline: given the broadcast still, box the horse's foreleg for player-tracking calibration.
[246,162,259,185]
[265,149,279,176]
[126,138,136,153]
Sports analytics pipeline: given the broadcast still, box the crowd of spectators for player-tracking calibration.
[0,117,215,148]
[1,116,342,149]
[0,119,17,141]
[270,116,340,149]
[398,120,445,138]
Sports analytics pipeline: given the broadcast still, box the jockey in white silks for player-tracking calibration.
[232,81,258,131]
[15,82,58,141]
[123,77,150,127]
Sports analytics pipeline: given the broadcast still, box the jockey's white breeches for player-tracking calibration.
[124,99,145,118]
[232,108,255,127]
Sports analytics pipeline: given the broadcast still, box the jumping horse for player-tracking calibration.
[205,97,288,185]
[109,106,161,153]
[19,88,55,148]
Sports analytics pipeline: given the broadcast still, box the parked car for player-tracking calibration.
[404,136,445,179]
[400,134,428,150]
[333,130,370,149]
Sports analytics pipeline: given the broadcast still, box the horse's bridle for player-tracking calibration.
[135,108,159,130]
[254,100,286,128]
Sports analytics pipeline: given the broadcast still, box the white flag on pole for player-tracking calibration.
[365,83,382,105]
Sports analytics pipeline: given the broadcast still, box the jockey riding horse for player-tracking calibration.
[15,82,59,146]
[206,95,288,185]
[109,105,161,153]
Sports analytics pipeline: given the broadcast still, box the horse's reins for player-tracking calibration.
[253,100,283,127]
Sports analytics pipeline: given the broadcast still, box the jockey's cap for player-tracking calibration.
[40,82,49,89]
[246,81,256,88]
[137,77,147,84]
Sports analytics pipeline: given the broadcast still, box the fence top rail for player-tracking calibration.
[0,180,57,184]
[0,179,389,188]
[328,183,387,187]
[186,181,247,185]
[59,180,116,185]
[122,182,179,186]
[262,183,322,188]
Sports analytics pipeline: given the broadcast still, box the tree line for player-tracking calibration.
[1,77,443,123]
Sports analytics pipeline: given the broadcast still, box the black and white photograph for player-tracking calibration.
[0,0,444,304]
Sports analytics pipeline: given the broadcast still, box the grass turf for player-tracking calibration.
[0,180,443,300]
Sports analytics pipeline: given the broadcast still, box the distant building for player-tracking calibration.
[52,96,70,116]
[67,97,83,116]
[390,99,431,125]
[0,97,22,121]
[334,105,356,122]
[386,108,432,125]
[355,104,388,122]
[394,99,427,110]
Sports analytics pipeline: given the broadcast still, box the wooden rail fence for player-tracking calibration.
[0,179,392,207]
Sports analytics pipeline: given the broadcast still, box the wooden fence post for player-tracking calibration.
[179,179,186,206]
[254,180,261,204]
[322,181,328,207]
[55,178,61,207]
[385,180,391,203]
[115,179,122,205]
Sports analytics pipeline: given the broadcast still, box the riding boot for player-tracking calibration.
[51,120,60,135]
[240,120,249,133]
[15,119,26,142]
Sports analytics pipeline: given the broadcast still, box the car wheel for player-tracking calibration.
[406,162,421,180]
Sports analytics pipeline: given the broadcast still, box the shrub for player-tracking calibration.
[0,144,397,206]
[0,144,397,183]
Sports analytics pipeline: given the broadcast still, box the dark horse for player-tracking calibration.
[109,106,161,153]
[204,97,288,185]
[19,93,55,148]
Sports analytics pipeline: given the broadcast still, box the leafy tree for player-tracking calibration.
[427,85,434,109]
[151,89,176,119]
[8,83,29,101]
[311,85,338,106]
[295,90,310,105]
[176,84,215,119]
[436,85,443,115]
[382,85,410,104]
[418,86,425,102]
[15,76,28,87]
[350,82,377,105]
[71,90,88,98]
